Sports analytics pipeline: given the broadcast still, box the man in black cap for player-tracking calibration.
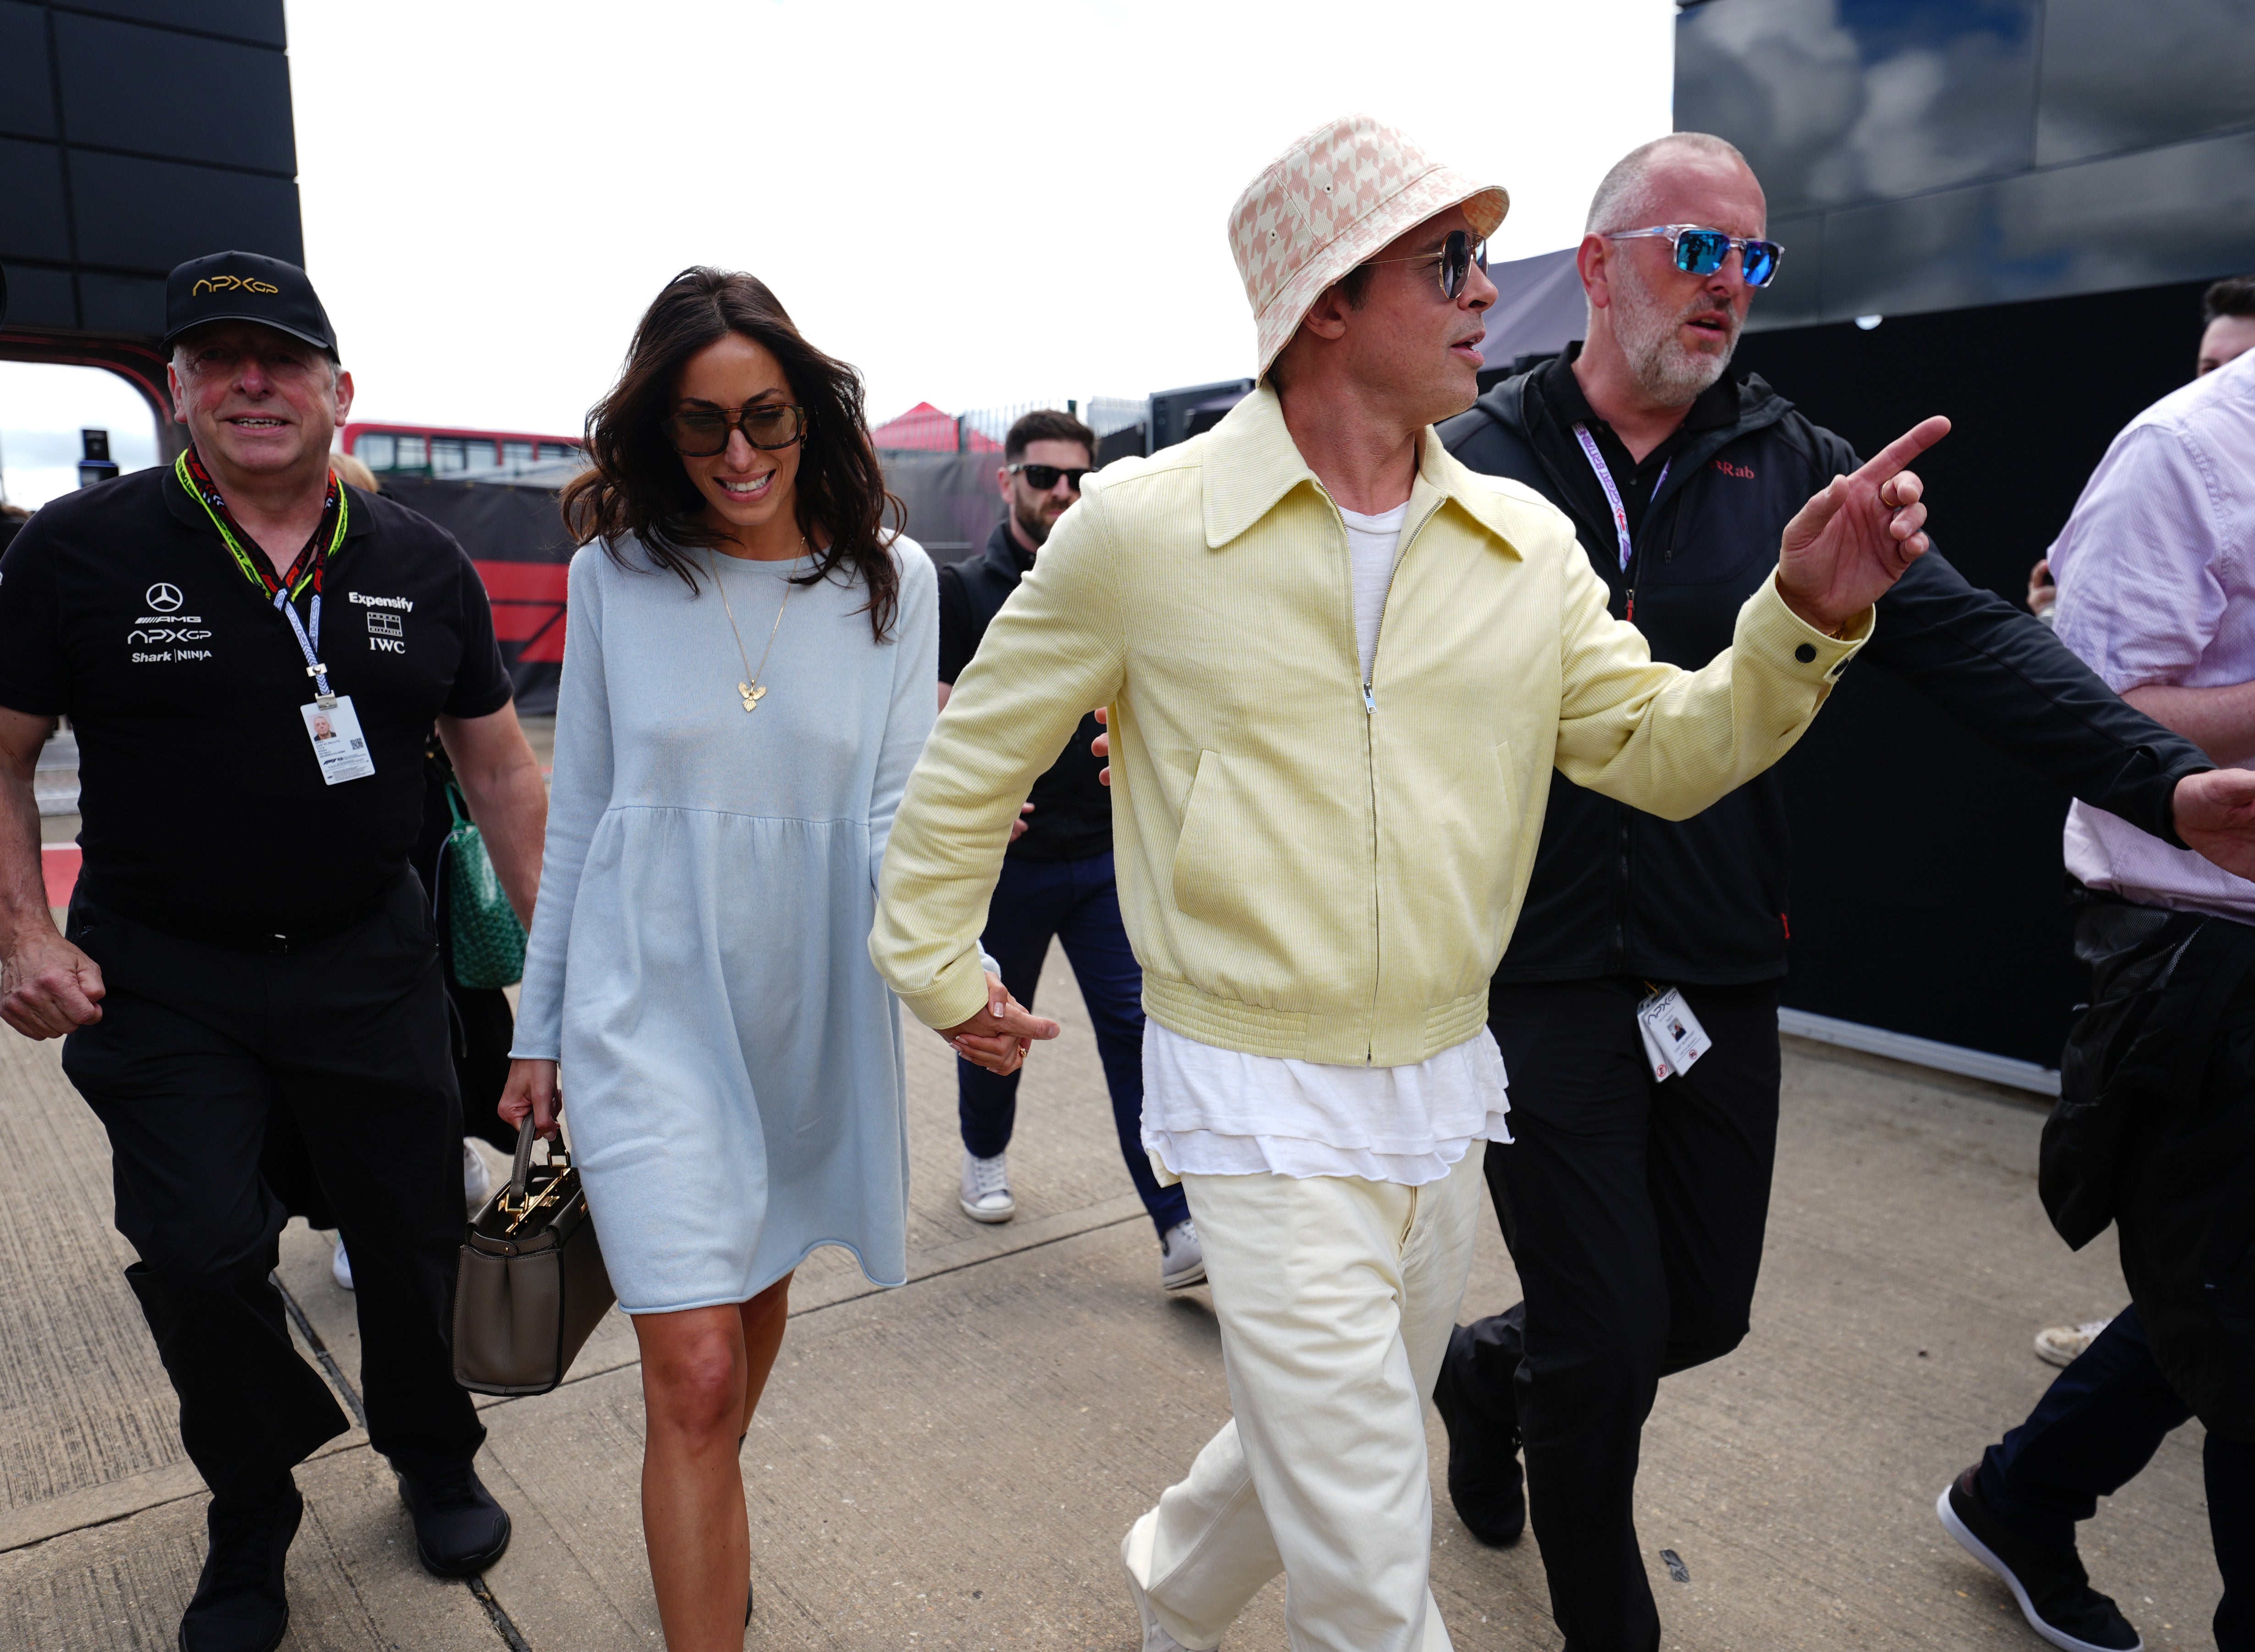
[0,251,548,1652]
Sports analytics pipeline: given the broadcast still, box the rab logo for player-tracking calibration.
[191,275,280,296]
[1711,459,1756,479]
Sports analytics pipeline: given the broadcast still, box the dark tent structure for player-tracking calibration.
[382,476,573,716]
[1679,0,2255,1088]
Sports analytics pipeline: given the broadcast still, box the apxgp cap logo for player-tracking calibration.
[191,275,279,296]
[145,583,183,612]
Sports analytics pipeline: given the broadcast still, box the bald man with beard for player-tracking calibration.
[1431,132,2255,1652]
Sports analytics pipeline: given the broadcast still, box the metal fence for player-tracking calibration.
[872,396,1148,457]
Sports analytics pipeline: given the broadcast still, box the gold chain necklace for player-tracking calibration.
[710,540,804,711]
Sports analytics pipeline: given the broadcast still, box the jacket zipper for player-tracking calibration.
[1356,495,1446,1063]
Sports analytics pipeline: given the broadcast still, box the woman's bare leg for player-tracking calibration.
[635,1303,757,1651]
[737,1273,792,1439]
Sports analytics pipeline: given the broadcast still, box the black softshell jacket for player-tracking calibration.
[1438,353,2210,986]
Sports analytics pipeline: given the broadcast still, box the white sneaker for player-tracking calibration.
[1159,1219,1205,1290]
[2035,1316,2114,1368]
[959,1149,1016,1222]
[1121,1521,1196,1652]
[462,1139,494,1212]
[331,1236,354,1292]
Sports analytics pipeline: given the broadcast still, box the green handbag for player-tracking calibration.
[443,782,528,990]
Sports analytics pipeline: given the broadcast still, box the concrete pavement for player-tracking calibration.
[0,940,2223,1650]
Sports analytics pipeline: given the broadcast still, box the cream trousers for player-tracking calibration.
[1125,1148,1486,1652]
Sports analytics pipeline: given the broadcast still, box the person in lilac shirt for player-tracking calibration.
[1937,346,2255,1652]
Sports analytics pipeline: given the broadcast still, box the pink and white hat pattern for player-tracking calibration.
[1228,114,1508,378]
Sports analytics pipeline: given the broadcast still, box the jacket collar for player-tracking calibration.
[980,514,1034,582]
[1201,383,1523,556]
[1472,345,1797,532]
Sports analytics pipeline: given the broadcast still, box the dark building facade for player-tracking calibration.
[1678,0,2255,1078]
[0,0,302,441]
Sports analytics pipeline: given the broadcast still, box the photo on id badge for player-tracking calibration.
[1636,986,1710,1083]
[301,695,376,785]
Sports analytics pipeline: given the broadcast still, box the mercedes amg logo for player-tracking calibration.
[145,583,183,612]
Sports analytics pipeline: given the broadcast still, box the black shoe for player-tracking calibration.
[1937,1466,2142,1652]
[1432,1324,1525,1547]
[396,1461,512,1577]
[181,1478,301,1652]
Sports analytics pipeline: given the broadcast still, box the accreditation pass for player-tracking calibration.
[300,695,376,784]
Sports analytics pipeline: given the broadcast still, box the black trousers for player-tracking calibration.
[61,876,485,1502]
[1453,976,1782,1652]
[1977,1305,2255,1650]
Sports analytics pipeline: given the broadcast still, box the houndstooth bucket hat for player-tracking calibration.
[1229,114,1508,379]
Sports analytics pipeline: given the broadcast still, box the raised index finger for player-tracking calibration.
[1854,416,1951,489]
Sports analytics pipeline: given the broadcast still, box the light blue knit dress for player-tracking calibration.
[513,534,936,1313]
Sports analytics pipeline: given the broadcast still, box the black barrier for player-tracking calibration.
[1735,277,2220,1068]
[379,476,572,716]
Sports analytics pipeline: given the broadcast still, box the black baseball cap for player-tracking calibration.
[163,250,338,356]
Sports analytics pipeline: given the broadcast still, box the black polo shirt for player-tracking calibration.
[0,464,512,939]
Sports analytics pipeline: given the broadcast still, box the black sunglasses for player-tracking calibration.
[1606,225,1783,288]
[663,402,808,457]
[1361,228,1489,299]
[1009,463,1089,492]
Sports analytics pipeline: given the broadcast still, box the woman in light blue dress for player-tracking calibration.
[498,268,1036,1648]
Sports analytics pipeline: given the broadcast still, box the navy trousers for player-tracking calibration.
[958,851,1188,1237]
[1977,1305,2254,1650]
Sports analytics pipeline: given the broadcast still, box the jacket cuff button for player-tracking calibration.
[1794,643,1818,664]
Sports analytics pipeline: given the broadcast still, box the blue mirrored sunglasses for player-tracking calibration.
[1606,224,1782,288]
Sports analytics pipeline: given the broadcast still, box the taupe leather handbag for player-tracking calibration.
[453,1120,616,1396]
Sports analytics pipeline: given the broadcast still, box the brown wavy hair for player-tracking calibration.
[561,267,902,641]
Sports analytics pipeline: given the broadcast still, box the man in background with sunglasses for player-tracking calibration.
[934,409,1202,1289]
[1433,132,2255,1652]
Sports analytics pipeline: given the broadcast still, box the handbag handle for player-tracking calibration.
[509,1116,537,1207]
[504,1116,569,1212]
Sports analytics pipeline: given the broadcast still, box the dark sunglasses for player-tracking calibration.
[663,402,808,457]
[1606,224,1782,288]
[1008,463,1089,492]
[1360,228,1490,300]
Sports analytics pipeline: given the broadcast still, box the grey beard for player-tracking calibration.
[1613,271,1736,405]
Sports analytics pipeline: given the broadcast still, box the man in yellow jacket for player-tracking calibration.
[871,115,1946,1652]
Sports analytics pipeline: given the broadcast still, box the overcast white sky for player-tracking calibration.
[0,0,1676,506]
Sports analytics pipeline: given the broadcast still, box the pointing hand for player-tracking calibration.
[1776,416,1950,633]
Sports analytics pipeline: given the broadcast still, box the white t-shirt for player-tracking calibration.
[1342,501,1408,683]
[1138,497,1512,1187]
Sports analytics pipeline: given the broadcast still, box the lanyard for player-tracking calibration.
[174,448,348,702]
[174,446,347,599]
[276,587,335,704]
[1570,423,1667,573]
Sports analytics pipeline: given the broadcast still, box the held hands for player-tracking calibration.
[937,971,1060,1076]
[0,930,105,1039]
[1776,417,1951,634]
[498,1057,562,1140]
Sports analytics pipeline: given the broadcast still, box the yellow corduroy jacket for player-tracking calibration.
[872,386,1870,1066]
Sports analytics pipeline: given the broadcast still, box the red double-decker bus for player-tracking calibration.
[339,421,582,480]
[335,424,583,710]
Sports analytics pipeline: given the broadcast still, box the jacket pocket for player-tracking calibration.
[1171,749,1245,924]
